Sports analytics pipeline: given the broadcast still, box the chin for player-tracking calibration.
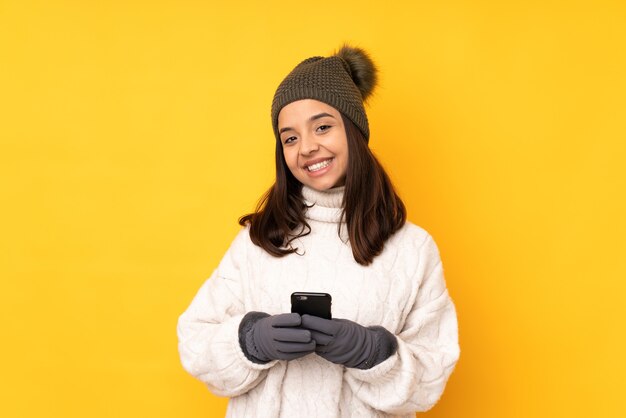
[300,180,336,191]
[315,182,342,191]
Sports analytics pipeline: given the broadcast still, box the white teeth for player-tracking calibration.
[306,158,333,172]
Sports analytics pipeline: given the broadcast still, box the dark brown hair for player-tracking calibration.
[238,113,406,266]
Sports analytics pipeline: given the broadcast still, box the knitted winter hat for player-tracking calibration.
[271,43,378,142]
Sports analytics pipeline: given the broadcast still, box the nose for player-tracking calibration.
[299,132,319,155]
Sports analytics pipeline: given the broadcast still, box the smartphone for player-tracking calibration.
[291,292,332,320]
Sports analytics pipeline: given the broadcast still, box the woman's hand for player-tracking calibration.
[300,314,397,369]
[240,312,316,363]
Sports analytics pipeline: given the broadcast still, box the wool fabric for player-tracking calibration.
[177,185,460,418]
[271,45,376,142]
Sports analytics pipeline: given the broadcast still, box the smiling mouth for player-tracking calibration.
[305,158,334,172]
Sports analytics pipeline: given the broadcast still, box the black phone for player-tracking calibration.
[291,292,332,320]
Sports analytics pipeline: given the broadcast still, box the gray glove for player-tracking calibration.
[238,311,316,364]
[300,314,398,370]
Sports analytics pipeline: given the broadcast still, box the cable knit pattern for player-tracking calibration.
[177,185,460,417]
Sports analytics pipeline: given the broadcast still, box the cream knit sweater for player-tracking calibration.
[177,185,460,418]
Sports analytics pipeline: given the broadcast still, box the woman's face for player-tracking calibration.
[277,99,348,191]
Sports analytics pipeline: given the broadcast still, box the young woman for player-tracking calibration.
[177,43,460,418]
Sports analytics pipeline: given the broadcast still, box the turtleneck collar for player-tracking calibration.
[301,185,345,223]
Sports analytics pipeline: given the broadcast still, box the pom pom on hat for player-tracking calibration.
[271,43,379,141]
[333,43,378,102]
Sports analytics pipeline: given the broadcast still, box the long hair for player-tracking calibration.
[238,113,406,266]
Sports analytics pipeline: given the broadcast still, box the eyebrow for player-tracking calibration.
[278,112,336,135]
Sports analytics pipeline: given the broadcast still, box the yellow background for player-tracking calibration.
[1,0,625,417]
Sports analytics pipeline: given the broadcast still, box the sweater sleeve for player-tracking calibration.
[176,226,278,397]
[343,232,460,414]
